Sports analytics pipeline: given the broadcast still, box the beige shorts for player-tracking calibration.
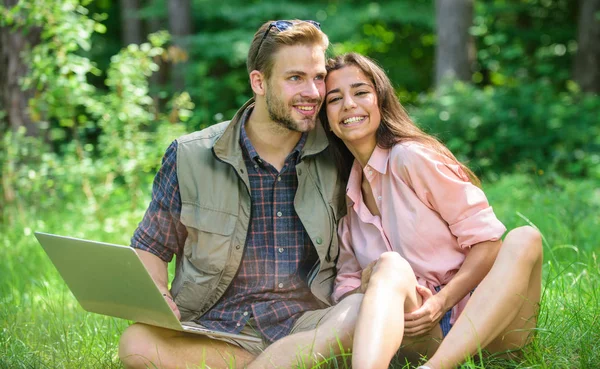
[203,305,336,356]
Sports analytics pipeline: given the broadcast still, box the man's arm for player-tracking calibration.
[136,249,181,320]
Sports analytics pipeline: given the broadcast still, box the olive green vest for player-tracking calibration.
[170,100,346,322]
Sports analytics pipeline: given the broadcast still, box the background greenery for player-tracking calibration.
[1,0,599,368]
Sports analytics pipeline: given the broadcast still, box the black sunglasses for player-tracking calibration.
[255,20,321,58]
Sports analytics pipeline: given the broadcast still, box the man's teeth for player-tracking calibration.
[297,106,314,111]
[342,116,364,125]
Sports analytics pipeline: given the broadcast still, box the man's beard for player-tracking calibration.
[266,84,320,133]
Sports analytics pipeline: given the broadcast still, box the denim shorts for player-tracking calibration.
[439,309,452,337]
[434,286,453,337]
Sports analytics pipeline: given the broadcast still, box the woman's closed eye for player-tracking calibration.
[327,95,342,104]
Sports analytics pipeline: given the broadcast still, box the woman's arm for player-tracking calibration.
[403,239,501,336]
[436,239,501,311]
[389,144,505,336]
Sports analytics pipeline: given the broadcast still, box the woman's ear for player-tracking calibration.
[250,70,266,96]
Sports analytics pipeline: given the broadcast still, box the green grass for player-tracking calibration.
[1,173,598,368]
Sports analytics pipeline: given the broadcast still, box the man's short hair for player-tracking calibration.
[247,20,329,80]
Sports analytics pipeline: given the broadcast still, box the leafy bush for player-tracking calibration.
[410,80,600,180]
[0,1,188,225]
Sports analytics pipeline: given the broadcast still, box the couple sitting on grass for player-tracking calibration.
[118,19,543,369]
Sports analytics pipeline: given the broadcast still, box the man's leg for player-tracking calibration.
[119,323,258,369]
[248,293,363,369]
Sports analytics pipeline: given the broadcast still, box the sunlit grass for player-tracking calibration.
[1,173,598,368]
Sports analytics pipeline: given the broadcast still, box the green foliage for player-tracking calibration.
[411,80,600,180]
[472,0,577,87]
[0,1,187,222]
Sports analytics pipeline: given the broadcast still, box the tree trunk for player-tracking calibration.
[0,0,41,136]
[147,1,169,114]
[168,0,192,91]
[573,0,600,93]
[435,0,474,87]
[120,0,143,46]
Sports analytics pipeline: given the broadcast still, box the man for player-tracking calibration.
[118,20,362,369]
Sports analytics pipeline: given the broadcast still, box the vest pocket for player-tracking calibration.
[172,258,212,320]
[180,203,236,275]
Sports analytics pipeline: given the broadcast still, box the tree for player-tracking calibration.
[435,0,474,87]
[167,0,192,91]
[573,0,600,93]
[0,0,41,136]
[120,0,143,46]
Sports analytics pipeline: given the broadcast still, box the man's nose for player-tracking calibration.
[302,81,320,99]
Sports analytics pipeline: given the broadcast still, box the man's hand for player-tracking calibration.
[360,260,378,293]
[403,285,446,337]
[163,293,181,320]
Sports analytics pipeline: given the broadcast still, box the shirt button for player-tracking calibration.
[236,322,241,327]
[278,282,284,288]
[236,245,241,250]
[254,164,258,169]
[277,176,282,182]
[297,168,302,176]
[278,247,284,253]
[315,237,322,245]
[276,211,282,217]
[243,311,249,316]
[377,196,382,201]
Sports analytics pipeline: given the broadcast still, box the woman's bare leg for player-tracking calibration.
[352,251,439,369]
[423,226,543,369]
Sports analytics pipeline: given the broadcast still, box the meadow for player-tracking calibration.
[1,173,598,369]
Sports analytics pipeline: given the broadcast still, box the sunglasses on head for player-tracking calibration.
[256,20,321,57]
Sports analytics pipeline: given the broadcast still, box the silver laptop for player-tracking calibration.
[34,232,261,343]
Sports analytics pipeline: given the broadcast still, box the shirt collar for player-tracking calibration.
[346,146,390,206]
[240,109,308,166]
[367,145,390,175]
[213,98,328,165]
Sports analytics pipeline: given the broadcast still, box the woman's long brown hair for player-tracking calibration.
[320,52,480,187]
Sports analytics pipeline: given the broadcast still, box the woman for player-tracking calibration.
[322,53,543,369]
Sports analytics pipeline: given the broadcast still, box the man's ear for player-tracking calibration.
[250,70,267,96]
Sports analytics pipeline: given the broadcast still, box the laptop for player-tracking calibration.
[34,232,261,343]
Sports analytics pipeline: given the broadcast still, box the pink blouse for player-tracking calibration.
[332,142,506,323]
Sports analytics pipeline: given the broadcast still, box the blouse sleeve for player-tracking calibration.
[390,143,506,248]
[332,215,363,303]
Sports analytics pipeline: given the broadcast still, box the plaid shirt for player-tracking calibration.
[132,112,320,343]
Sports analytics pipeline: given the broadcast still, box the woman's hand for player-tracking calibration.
[403,285,446,337]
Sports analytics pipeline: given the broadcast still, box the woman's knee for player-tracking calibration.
[370,252,416,289]
[503,226,543,265]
